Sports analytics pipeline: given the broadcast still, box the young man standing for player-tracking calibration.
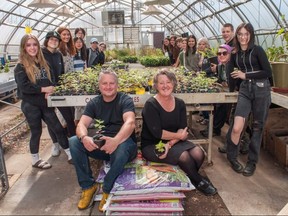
[86,38,100,68]
[69,70,138,212]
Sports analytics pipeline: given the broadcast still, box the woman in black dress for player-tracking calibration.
[141,68,217,196]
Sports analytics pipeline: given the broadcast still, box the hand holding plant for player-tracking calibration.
[93,119,106,148]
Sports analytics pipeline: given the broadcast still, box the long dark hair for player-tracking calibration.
[186,35,197,56]
[73,37,87,61]
[233,23,255,52]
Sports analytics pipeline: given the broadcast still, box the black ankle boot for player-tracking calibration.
[243,162,256,176]
[196,179,217,196]
[229,159,244,173]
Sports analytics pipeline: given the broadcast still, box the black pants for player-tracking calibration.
[213,103,229,134]
[21,101,69,154]
[57,106,76,137]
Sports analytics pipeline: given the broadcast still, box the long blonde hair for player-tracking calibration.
[19,34,51,84]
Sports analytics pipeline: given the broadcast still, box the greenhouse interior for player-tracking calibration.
[0,0,288,215]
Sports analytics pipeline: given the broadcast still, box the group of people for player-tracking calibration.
[164,22,271,178]
[14,21,272,213]
[14,27,107,167]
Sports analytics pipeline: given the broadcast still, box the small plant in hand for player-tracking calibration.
[154,140,166,157]
[93,119,106,148]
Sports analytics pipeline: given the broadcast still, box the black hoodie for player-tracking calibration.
[42,47,64,85]
[14,63,52,107]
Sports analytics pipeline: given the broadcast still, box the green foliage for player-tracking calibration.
[266,46,285,62]
[268,18,288,62]
[53,68,100,96]
[140,56,170,67]
[94,119,105,132]
[122,56,138,63]
[175,71,219,93]
[155,140,165,153]
[52,66,220,95]
[198,47,217,58]
[4,60,10,73]
[139,47,164,56]
[105,48,137,61]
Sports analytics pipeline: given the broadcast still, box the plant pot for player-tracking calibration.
[93,134,106,148]
[271,62,288,88]
[154,148,165,157]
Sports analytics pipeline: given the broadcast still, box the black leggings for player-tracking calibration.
[21,101,69,154]
[177,147,205,185]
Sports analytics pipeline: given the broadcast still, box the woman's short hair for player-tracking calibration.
[153,68,177,92]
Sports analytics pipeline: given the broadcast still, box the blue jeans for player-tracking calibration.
[227,79,271,164]
[69,136,137,193]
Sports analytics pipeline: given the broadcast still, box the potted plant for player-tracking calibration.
[154,140,166,157]
[268,21,288,89]
[93,119,106,148]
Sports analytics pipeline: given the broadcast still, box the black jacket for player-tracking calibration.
[227,45,273,91]
[42,47,64,85]
[86,48,100,67]
[98,51,105,65]
[14,63,52,107]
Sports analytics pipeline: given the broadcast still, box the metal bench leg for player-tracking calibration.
[0,139,9,199]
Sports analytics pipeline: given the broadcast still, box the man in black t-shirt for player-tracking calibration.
[69,70,137,212]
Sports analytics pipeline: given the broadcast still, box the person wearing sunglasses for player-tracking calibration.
[216,44,233,86]
[225,23,272,176]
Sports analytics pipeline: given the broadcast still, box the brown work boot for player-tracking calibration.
[78,184,98,210]
[98,192,109,212]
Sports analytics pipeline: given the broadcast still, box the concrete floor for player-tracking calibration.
[1,123,288,215]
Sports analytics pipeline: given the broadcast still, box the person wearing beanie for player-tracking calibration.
[42,31,73,163]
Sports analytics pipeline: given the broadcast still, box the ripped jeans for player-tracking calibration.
[227,79,271,164]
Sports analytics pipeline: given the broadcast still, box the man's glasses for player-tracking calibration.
[217,51,228,56]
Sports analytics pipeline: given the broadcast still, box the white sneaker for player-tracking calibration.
[51,143,61,157]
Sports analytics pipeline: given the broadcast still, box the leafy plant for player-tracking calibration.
[4,60,10,73]
[154,140,166,157]
[94,119,105,133]
[140,56,170,67]
[122,56,138,63]
[93,118,105,148]
[267,15,288,62]
[198,47,217,59]
[155,140,165,153]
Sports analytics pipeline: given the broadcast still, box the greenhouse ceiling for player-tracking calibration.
[0,0,288,56]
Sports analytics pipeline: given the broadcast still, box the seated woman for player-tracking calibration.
[140,68,217,196]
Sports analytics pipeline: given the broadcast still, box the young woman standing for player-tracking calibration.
[185,35,200,72]
[57,26,77,137]
[226,23,272,176]
[73,37,87,125]
[14,34,72,168]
